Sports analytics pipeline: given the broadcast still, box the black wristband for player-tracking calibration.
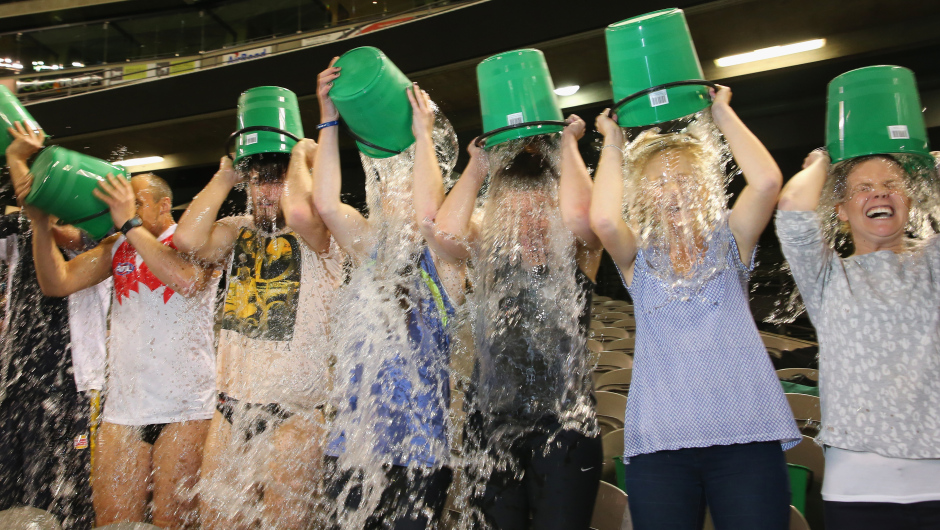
[120,216,143,235]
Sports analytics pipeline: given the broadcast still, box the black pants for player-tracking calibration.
[825,500,940,530]
[0,387,94,530]
[323,456,454,530]
[464,411,603,530]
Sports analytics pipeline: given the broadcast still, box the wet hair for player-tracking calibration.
[495,136,558,181]
[826,154,904,206]
[242,152,291,183]
[624,130,707,180]
[134,173,173,204]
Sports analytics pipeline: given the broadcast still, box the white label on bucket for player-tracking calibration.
[649,89,669,107]
[245,133,259,145]
[507,112,525,126]
[888,125,909,140]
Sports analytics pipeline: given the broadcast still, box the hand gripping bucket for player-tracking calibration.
[826,66,931,165]
[476,49,565,148]
[24,146,130,240]
[0,85,42,166]
[331,47,415,159]
[227,86,304,165]
[605,8,715,128]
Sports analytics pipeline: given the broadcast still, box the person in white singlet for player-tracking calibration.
[27,171,217,529]
[175,140,343,529]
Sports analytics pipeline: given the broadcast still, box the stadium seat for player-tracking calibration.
[590,481,631,530]
[596,369,632,395]
[776,368,818,381]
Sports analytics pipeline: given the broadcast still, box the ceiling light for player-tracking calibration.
[115,156,164,167]
[714,39,825,67]
[554,85,580,97]
[72,62,84,67]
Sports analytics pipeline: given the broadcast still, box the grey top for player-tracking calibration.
[776,210,940,459]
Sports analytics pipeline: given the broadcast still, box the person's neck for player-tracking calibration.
[852,235,905,256]
[149,216,174,237]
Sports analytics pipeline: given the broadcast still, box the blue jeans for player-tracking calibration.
[623,441,791,530]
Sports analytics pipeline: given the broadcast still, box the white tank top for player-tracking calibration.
[216,218,345,412]
[104,224,217,425]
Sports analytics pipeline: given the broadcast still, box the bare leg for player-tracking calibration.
[263,413,327,529]
[92,422,151,526]
[199,411,248,530]
[152,419,211,529]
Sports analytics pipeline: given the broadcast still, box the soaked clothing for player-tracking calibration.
[0,214,94,530]
[216,391,293,442]
[328,247,455,467]
[464,411,602,530]
[469,266,596,429]
[105,224,216,425]
[776,210,940,459]
[137,423,168,446]
[323,456,453,530]
[621,217,800,458]
[66,248,110,393]
[217,217,344,413]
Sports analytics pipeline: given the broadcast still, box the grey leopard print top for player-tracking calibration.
[777,210,940,459]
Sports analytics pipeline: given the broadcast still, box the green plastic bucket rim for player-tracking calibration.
[225,125,302,161]
[609,79,717,120]
[330,46,393,101]
[475,120,565,149]
[610,7,684,27]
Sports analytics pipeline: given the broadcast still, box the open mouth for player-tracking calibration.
[865,205,895,219]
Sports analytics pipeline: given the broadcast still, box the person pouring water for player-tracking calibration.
[776,65,940,530]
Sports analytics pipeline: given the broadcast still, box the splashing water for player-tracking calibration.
[325,108,460,529]
[450,135,598,529]
[619,110,736,301]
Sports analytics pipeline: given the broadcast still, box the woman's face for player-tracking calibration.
[836,157,911,246]
[640,148,704,228]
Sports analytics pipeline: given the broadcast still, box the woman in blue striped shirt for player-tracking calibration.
[589,85,800,530]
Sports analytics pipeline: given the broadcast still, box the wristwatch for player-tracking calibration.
[120,216,143,235]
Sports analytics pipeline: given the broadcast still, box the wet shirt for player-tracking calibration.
[106,224,217,425]
[622,217,800,457]
[217,217,345,412]
[328,247,455,468]
[470,265,595,429]
[776,210,940,458]
[0,214,73,403]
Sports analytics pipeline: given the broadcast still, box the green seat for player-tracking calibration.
[787,463,813,516]
[781,381,819,397]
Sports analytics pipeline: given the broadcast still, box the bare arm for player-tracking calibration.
[432,140,486,262]
[95,174,212,297]
[174,157,239,265]
[283,138,332,253]
[715,85,783,261]
[31,212,115,298]
[589,110,639,281]
[777,150,830,211]
[312,58,373,259]
[560,114,602,250]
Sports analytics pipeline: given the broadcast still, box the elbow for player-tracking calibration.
[589,213,621,246]
[173,231,199,255]
[283,202,314,233]
[37,278,69,299]
[752,169,784,196]
[776,193,799,212]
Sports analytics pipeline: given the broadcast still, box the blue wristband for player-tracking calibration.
[317,120,339,130]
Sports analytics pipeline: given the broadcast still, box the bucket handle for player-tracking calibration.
[608,80,719,118]
[474,120,566,148]
[225,126,302,160]
[339,119,405,156]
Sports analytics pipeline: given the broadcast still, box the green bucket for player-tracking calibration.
[613,456,627,492]
[826,65,931,164]
[605,8,713,128]
[787,463,812,516]
[0,85,41,166]
[229,86,304,165]
[331,46,414,159]
[24,146,130,240]
[476,49,565,148]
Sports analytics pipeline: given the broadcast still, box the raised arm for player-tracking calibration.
[777,150,830,212]
[407,82,455,259]
[560,114,602,250]
[312,58,372,259]
[283,138,332,253]
[714,85,784,261]
[174,157,239,265]
[94,174,212,297]
[432,139,486,262]
[589,111,639,281]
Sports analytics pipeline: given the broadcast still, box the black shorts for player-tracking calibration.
[323,456,453,530]
[216,392,293,442]
[463,410,602,530]
[0,386,94,530]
